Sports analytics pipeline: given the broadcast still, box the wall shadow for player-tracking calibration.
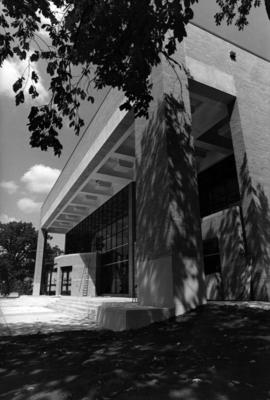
[240,154,270,300]
[1,303,270,400]
[202,153,270,301]
[202,206,249,301]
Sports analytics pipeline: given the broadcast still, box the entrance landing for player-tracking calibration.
[46,296,172,331]
[0,296,172,334]
[0,296,99,336]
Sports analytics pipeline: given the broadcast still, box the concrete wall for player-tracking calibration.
[185,25,270,300]
[33,229,47,296]
[135,50,206,314]
[55,253,98,297]
[34,25,270,306]
[201,206,250,301]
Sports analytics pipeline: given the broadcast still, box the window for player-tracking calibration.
[203,238,221,275]
[65,185,129,254]
[65,184,132,295]
[198,155,240,217]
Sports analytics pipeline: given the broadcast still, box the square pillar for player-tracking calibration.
[55,266,62,296]
[33,229,47,296]
[135,53,206,315]
[230,99,270,301]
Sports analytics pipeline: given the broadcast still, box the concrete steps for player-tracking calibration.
[46,297,103,319]
[46,296,136,323]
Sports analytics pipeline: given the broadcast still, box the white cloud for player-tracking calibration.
[17,198,42,213]
[0,180,18,194]
[0,57,48,102]
[21,164,61,194]
[0,214,18,223]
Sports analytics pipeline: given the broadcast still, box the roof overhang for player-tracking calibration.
[41,96,135,234]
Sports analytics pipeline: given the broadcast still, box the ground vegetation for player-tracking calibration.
[0,221,61,295]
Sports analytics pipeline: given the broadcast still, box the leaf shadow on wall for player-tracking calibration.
[135,86,205,311]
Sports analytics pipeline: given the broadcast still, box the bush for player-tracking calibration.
[0,278,33,296]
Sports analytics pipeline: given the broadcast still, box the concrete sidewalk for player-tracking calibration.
[0,296,98,336]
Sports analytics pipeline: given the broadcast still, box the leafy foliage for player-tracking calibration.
[0,0,268,156]
[215,0,269,28]
[0,221,61,294]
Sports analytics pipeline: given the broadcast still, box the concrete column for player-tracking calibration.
[135,52,206,315]
[128,182,135,297]
[230,98,270,301]
[55,266,62,296]
[32,229,47,296]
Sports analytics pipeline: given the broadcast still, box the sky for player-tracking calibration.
[0,0,269,250]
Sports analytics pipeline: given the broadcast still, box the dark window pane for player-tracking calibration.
[198,155,240,217]
[204,255,221,275]
[203,237,219,256]
[203,238,221,275]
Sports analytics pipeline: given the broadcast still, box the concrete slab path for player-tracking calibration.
[0,296,98,336]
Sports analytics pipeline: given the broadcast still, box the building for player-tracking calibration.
[33,24,270,329]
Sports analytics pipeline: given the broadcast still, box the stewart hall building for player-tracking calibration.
[33,23,270,330]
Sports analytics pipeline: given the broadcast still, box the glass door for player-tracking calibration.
[61,267,72,295]
[45,268,56,295]
[100,243,129,295]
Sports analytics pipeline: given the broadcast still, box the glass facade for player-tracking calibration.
[65,184,132,295]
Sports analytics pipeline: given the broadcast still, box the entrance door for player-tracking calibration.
[61,267,72,295]
[100,245,129,295]
[45,268,56,295]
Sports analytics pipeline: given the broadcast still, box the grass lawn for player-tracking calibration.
[0,303,270,400]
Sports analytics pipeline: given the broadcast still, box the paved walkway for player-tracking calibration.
[0,296,98,336]
[1,296,270,337]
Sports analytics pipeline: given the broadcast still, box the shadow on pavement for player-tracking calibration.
[0,303,270,400]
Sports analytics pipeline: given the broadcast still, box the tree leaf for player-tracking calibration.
[15,90,25,106]
[13,78,24,93]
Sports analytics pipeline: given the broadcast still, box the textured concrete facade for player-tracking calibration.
[202,206,249,301]
[55,253,98,297]
[135,51,206,314]
[185,25,270,300]
[33,25,270,327]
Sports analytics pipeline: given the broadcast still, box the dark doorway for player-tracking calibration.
[61,267,72,295]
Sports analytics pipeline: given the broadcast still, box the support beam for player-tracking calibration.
[49,227,69,234]
[33,229,47,296]
[53,222,73,227]
[128,182,135,297]
[80,189,111,198]
[61,211,89,217]
[93,172,132,186]
[113,152,135,163]
[195,139,232,156]
[70,201,99,208]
